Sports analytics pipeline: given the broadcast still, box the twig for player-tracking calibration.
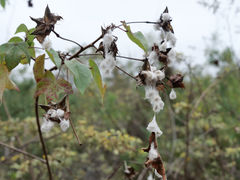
[68,34,103,60]
[0,141,46,163]
[117,55,144,62]
[52,30,82,48]
[117,21,158,28]
[2,98,12,120]
[115,65,137,80]
[35,97,53,180]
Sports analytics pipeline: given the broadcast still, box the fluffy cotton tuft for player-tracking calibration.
[155,70,165,80]
[148,143,159,160]
[41,37,52,50]
[56,109,65,118]
[159,41,167,52]
[60,118,70,132]
[166,32,177,46]
[154,169,162,178]
[41,117,54,133]
[100,55,116,78]
[161,13,171,22]
[145,86,159,100]
[148,51,159,67]
[103,30,113,49]
[47,109,57,118]
[147,115,163,137]
[169,89,177,100]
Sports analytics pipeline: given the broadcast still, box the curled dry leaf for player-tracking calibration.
[168,73,185,88]
[30,5,62,43]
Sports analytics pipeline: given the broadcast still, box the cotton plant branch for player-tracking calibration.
[35,97,53,180]
[0,141,46,164]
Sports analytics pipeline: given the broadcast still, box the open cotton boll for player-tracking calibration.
[154,70,165,80]
[149,51,159,66]
[161,13,171,22]
[166,32,177,46]
[145,86,159,100]
[169,89,177,100]
[159,41,167,52]
[41,117,54,133]
[103,30,113,49]
[167,48,176,62]
[147,115,163,137]
[142,71,158,85]
[149,143,159,160]
[60,119,70,132]
[47,109,57,118]
[56,109,65,118]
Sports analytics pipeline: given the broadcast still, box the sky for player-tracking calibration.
[0,0,239,72]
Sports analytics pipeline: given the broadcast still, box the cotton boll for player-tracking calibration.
[146,115,163,137]
[169,89,177,100]
[103,30,113,49]
[149,143,159,160]
[56,109,65,118]
[154,70,165,80]
[166,32,177,46]
[149,51,158,66]
[161,13,171,22]
[150,65,157,71]
[168,48,176,62]
[145,86,159,100]
[159,41,167,52]
[60,119,70,132]
[41,37,52,50]
[47,109,57,118]
[41,117,54,133]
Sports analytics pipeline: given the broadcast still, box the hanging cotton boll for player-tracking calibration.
[146,115,163,137]
[60,118,70,132]
[142,71,157,85]
[159,41,167,52]
[161,13,172,22]
[148,51,158,66]
[154,70,165,80]
[47,109,57,118]
[154,169,162,179]
[149,143,159,160]
[103,30,113,49]
[145,86,159,100]
[167,48,176,63]
[41,117,54,133]
[169,89,177,100]
[166,32,177,46]
[56,109,65,118]
[150,65,157,72]
[41,37,52,50]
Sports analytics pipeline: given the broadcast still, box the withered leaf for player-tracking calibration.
[30,5,62,43]
[168,73,185,88]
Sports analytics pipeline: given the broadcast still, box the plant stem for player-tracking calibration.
[115,65,137,80]
[52,30,82,48]
[0,141,46,163]
[35,97,53,180]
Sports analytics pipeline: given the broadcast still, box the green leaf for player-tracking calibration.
[89,59,106,100]
[46,48,62,68]
[65,59,92,94]
[8,37,23,43]
[26,28,35,45]
[0,64,19,102]
[15,24,28,34]
[122,21,148,52]
[0,42,31,70]
[0,0,5,8]
[33,54,45,83]
[35,71,73,102]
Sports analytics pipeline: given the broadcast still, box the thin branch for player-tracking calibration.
[52,30,82,48]
[35,97,53,180]
[2,98,12,120]
[117,55,144,62]
[0,141,46,164]
[117,21,158,28]
[68,34,103,60]
[115,65,137,80]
